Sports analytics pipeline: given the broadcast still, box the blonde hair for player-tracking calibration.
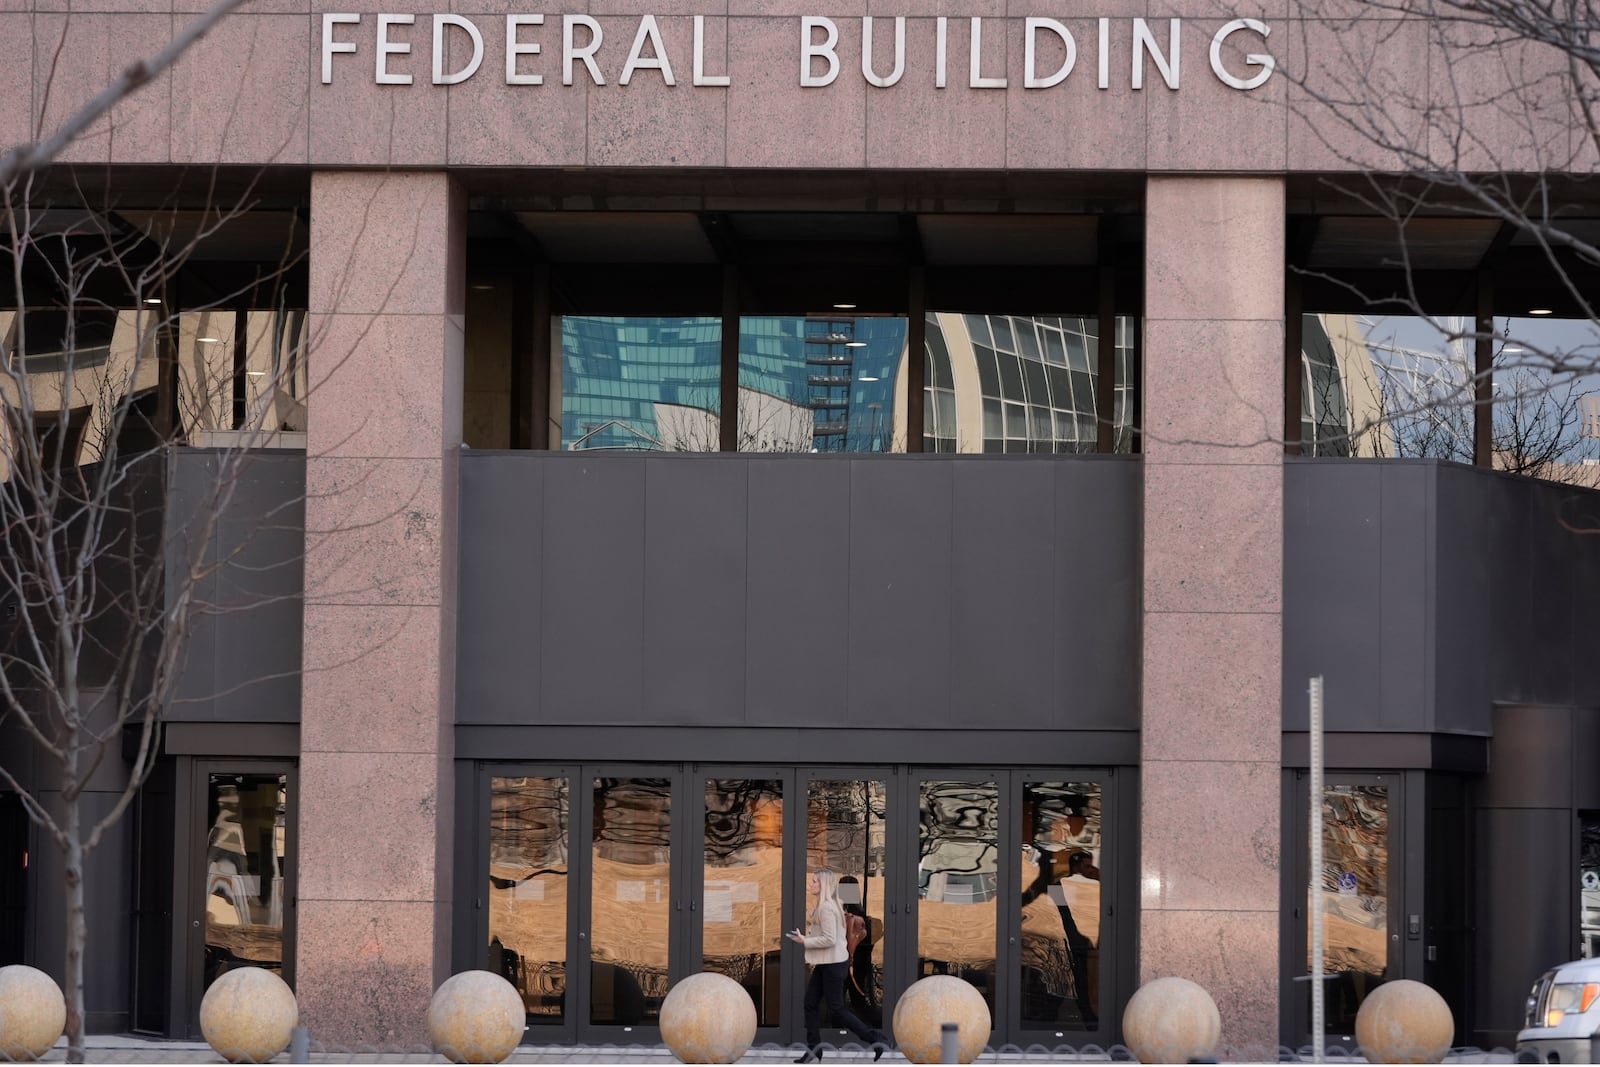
[811,867,843,917]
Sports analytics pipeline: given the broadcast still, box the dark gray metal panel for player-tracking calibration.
[1483,705,1575,809]
[1377,464,1432,731]
[744,459,851,727]
[1489,477,1575,706]
[167,453,220,721]
[1055,459,1141,730]
[642,458,747,724]
[950,460,1055,726]
[28,790,133,1032]
[456,456,543,724]
[1282,460,1387,731]
[1431,464,1491,735]
[1280,731,1488,771]
[846,459,953,728]
[1472,807,1574,1046]
[459,453,1140,730]
[454,725,1142,765]
[210,454,305,724]
[167,451,305,723]
[1577,710,1600,811]
[539,457,646,721]
[163,722,300,757]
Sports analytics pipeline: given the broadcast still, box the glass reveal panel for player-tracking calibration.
[1310,784,1389,1035]
[203,774,287,990]
[808,780,889,1028]
[488,776,570,1026]
[1581,814,1600,959]
[917,780,998,1016]
[738,316,908,453]
[555,316,721,451]
[701,779,783,1026]
[1019,782,1103,1032]
[923,314,1136,454]
[591,777,674,1025]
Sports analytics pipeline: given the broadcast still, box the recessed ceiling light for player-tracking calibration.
[196,336,221,343]
[859,375,880,382]
[143,297,161,305]
[833,302,856,309]
[1530,308,1553,316]
[844,341,867,348]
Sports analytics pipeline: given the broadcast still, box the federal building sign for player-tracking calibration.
[319,14,1277,91]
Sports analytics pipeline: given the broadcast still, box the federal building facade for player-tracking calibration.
[3,0,1600,1056]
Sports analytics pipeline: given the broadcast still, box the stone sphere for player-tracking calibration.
[0,965,66,1061]
[891,975,991,1064]
[1121,976,1222,1065]
[1355,980,1454,1064]
[199,967,298,1064]
[660,972,758,1064]
[429,970,526,1064]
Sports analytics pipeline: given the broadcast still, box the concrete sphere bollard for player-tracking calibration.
[1355,980,1454,1064]
[429,970,526,1064]
[891,975,991,1064]
[659,972,759,1064]
[199,967,298,1064]
[1121,976,1222,1065]
[0,965,66,1061]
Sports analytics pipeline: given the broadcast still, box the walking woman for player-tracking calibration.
[787,867,892,1062]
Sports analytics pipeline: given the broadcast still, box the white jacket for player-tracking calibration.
[802,901,849,965]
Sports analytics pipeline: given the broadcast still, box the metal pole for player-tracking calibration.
[940,1022,959,1064]
[1309,676,1326,1064]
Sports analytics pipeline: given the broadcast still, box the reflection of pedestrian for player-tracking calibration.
[1021,847,1097,1027]
[838,876,882,1029]
[787,868,890,1062]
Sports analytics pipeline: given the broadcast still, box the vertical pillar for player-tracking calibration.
[297,172,464,1045]
[1140,177,1284,1058]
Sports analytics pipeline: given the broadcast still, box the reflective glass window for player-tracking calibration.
[1582,814,1600,959]
[203,774,288,990]
[737,316,907,453]
[555,316,721,451]
[1309,784,1388,1036]
[489,776,570,1026]
[917,780,998,1016]
[922,314,1137,453]
[1020,782,1103,1032]
[1301,313,1600,481]
[178,309,309,449]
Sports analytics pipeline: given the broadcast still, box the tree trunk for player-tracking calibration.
[64,796,87,1064]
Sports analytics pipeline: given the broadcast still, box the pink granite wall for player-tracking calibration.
[1139,175,1284,1060]
[14,1,1567,173]
[297,171,463,1046]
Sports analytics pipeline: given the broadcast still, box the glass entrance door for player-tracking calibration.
[480,763,1115,1049]
[1290,773,1401,1050]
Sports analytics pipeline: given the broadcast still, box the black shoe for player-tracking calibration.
[795,1047,823,1063]
[870,1033,893,1061]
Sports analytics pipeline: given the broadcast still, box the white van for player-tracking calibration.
[1519,958,1600,1063]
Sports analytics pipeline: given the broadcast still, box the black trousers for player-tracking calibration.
[804,960,885,1047]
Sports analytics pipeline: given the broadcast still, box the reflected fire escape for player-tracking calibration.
[806,316,857,452]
